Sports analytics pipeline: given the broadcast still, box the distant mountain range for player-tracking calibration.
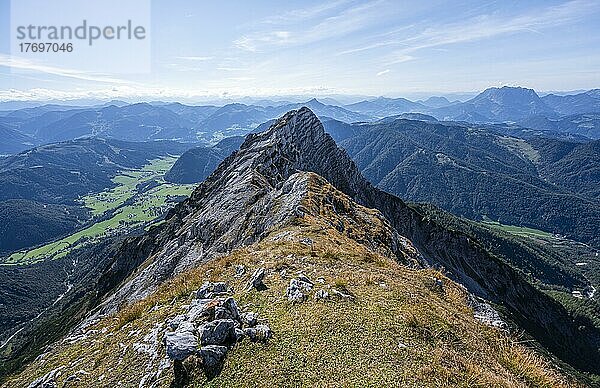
[344,97,427,117]
[432,86,557,121]
[323,117,600,248]
[0,99,371,153]
[542,89,600,115]
[1,86,600,157]
[0,124,35,155]
[346,86,600,138]
[519,113,600,139]
[165,136,245,184]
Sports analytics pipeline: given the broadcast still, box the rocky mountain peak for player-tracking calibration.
[90,107,404,317]
[304,98,324,106]
[473,86,541,104]
[465,86,555,120]
[197,106,369,204]
[87,108,600,374]
[244,107,325,150]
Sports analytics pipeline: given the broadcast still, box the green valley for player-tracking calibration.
[481,219,555,239]
[2,156,195,266]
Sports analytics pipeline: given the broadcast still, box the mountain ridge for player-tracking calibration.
[3,109,585,387]
[86,108,600,374]
[6,173,575,386]
[2,108,600,384]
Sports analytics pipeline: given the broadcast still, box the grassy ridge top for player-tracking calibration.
[6,208,575,386]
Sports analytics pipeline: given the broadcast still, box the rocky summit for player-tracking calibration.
[4,108,599,387]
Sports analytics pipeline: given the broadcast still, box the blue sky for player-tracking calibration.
[1,0,599,101]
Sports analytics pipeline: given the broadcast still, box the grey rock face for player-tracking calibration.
[196,281,230,299]
[200,319,237,346]
[314,289,329,300]
[297,274,313,286]
[63,370,88,385]
[195,282,212,299]
[176,321,197,335]
[214,297,240,321]
[300,237,313,246]
[246,267,266,291]
[162,282,271,380]
[243,324,272,343]
[234,328,245,341]
[200,345,228,378]
[167,314,186,330]
[331,288,355,301]
[186,298,218,323]
[285,276,314,303]
[240,311,258,327]
[212,282,229,294]
[27,366,64,388]
[164,329,198,361]
[468,295,508,331]
[234,264,246,278]
[286,288,305,303]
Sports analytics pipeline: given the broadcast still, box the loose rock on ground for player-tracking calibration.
[164,280,271,380]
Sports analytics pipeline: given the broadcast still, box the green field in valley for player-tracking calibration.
[481,219,555,238]
[3,156,195,265]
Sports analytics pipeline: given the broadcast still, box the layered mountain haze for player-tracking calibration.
[455,86,556,121]
[0,98,376,152]
[0,125,35,155]
[344,97,427,118]
[542,90,600,115]
[322,117,600,247]
[1,86,599,160]
[3,108,599,387]
[345,86,600,138]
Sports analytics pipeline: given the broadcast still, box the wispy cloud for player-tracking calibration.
[376,69,390,76]
[176,56,214,61]
[386,55,415,65]
[217,67,248,72]
[338,0,600,66]
[259,0,352,24]
[338,40,405,56]
[162,63,206,72]
[235,0,391,52]
[235,31,291,52]
[409,1,595,46]
[0,55,131,84]
[228,77,255,82]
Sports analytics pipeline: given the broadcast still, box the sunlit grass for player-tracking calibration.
[481,220,554,238]
[8,218,576,387]
[7,176,577,386]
